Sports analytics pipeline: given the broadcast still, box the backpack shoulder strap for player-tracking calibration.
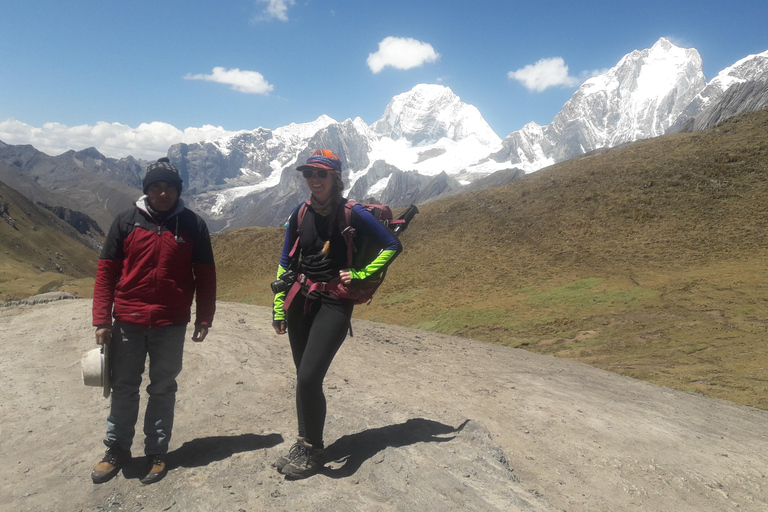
[342,199,357,223]
[288,201,311,260]
[340,200,357,266]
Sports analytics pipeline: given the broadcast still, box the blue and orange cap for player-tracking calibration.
[296,149,342,173]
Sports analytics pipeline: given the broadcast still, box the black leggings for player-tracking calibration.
[286,294,354,448]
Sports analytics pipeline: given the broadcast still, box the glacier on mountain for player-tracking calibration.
[2,38,767,231]
[491,38,706,172]
[669,48,768,132]
[353,84,507,184]
[170,37,768,228]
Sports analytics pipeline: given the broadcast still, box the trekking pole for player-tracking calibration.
[392,204,419,237]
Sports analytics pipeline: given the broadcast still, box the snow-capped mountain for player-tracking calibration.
[372,84,499,146]
[669,48,768,132]
[161,37,768,229]
[179,83,513,229]
[491,38,707,171]
[360,84,507,184]
[3,38,767,232]
[676,78,768,134]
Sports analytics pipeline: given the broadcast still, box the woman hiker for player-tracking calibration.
[270,149,402,479]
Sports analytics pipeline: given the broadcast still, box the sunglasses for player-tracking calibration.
[302,169,330,179]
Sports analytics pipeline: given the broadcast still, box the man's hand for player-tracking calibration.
[192,325,208,342]
[95,327,111,346]
[339,269,352,285]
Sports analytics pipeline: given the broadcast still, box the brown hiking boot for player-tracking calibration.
[91,445,131,484]
[280,439,325,480]
[140,454,168,485]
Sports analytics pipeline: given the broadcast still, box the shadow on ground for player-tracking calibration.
[112,433,282,481]
[323,418,468,478]
[147,433,284,473]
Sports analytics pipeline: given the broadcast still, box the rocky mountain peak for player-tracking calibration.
[371,84,500,147]
[718,48,768,82]
[570,37,704,142]
[668,47,768,132]
[73,147,108,161]
[494,38,708,170]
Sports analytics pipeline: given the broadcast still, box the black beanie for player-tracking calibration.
[143,157,183,195]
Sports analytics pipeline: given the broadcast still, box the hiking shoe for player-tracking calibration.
[91,445,131,484]
[272,440,304,472]
[140,454,168,485]
[280,440,325,480]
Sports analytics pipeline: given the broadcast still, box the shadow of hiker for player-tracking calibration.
[167,433,283,470]
[120,433,282,479]
[322,418,469,479]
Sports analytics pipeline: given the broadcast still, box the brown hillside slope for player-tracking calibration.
[217,108,768,410]
[0,181,98,301]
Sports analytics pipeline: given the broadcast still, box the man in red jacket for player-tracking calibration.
[91,157,216,485]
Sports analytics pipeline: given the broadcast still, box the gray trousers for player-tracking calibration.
[105,321,186,456]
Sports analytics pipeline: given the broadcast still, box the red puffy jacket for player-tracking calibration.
[92,198,216,328]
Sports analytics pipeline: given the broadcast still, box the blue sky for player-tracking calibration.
[1,0,767,160]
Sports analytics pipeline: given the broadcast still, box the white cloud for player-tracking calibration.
[367,37,440,74]
[508,57,581,92]
[184,67,274,95]
[255,0,295,22]
[0,118,240,160]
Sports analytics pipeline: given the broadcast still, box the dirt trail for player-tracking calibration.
[1,299,766,511]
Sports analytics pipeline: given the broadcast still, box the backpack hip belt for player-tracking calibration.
[282,273,345,312]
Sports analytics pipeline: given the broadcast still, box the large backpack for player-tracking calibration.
[289,200,418,305]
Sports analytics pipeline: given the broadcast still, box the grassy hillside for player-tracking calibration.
[0,181,99,301]
[213,108,768,411]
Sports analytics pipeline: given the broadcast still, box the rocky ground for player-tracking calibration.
[1,298,767,511]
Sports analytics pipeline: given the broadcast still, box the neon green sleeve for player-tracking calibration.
[348,250,398,280]
[273,265,288,321]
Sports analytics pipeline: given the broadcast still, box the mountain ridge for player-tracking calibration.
[1,39,767,233]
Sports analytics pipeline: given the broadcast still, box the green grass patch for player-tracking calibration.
[379,288,426,305]
[525,278,659,311]
[732,305,759,316]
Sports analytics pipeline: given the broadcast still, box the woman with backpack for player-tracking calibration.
[271,149,402,480]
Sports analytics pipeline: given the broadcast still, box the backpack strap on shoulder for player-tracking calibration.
[288,201,310,260]
[340,200,357,266]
